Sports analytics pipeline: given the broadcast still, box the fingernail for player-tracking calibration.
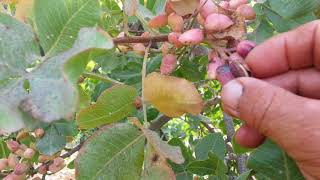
[221,80,243,117]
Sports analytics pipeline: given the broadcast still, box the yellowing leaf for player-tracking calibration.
[169,0,199,16]
[1,0,19,4]
[15,0,34,22]
[144,72,203,117]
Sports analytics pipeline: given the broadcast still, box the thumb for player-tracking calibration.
[221,77,320,150]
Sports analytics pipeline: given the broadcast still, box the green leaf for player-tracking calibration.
[0,21,114,133]
[176,172,193,180]
[76,85,138,129]
[264,5,316,33]
[186,159,216,175]
[249,18,275,44]
[75,123,145,180]
[34,0,101,57]
[268,0,320,19]
[0,139,10,158]
[168,138,194,173]
[236,170,252,180]
[195,133,226,161]
[53,120,78,137]
[247,139,304,180]
[36,125,66,155]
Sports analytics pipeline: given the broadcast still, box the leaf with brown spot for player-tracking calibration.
[144,72,204,117]
[130,117,185,164]
[141,143,176,180]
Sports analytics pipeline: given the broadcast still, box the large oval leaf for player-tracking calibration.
[34,0,101,57]
[0,17,114,133]
[76,123,145,180]
[247,140,304,180]
[76,85,138,129]
[144,72,203,117]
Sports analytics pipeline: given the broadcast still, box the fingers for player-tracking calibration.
[235,124,265,148]
[263,68,320,99]
[221,77,320,151]
[246,20,320,78]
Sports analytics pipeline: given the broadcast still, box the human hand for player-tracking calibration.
[221,20,320,179]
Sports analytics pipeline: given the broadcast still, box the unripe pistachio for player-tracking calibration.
[38,154,55,163]
[216,65,235,85]
[168,13,184,32]
[34,128,45,138]
[229,52,244,62]
[236,40,256,58]
[179,29,204,45]
[132,43,146,56]
[0,158,8,171]
[133,97,142,109]
[19,144,27,151]
[168,32,183,48]
[48,163,65,173]
[6,141,20,152]
[205,13,234,32]
[198,0,218,18]
[160,54,177,75]
[14,149,24,157]
[16,129,29,141]
[8,154,19,168]
[219,1,230,9]
[161,42,171,55]
[23,148,35,159]
[148,14,168,29]
[207,58,224,79]
[32,176,41,180]
[38,164,48,174]
[3,173,23,180]
[13,163,29,175]
[208,49,218,62]
[229,60,250,77]
[196,14,205,26]
[53,157,65,167]
[236,4,256,20]
[229,0,248,10]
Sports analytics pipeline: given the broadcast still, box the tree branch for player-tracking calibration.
[149,115,171,131]
[200,121,216,133]
[223,113,248,174]
[113,35,168,44]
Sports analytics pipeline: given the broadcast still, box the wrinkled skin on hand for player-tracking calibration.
[221,20,320,179]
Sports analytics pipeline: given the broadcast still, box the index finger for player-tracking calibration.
[246,20,320,78]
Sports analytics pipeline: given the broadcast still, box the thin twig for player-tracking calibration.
[33,142,84,175]
[142,42,152,125]
[200,121,216,133]
[113,35,168,44]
